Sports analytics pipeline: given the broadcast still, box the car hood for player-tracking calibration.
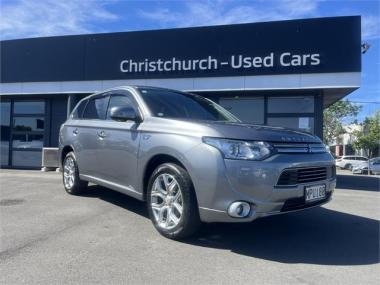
[201,121,321,143]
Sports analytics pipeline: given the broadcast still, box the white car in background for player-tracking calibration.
[352,157,380,175]
[335,155,368,170]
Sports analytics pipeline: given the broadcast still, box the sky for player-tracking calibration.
[0,0,379,121]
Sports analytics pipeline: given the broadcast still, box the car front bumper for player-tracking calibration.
[185,144,336,223]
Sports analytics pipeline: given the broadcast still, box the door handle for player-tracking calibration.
[73,128,79,135]
[97,130,107,138]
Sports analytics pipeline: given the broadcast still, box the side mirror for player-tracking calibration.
[109,106,140,122]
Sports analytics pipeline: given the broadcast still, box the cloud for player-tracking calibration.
[139,0,321,28]
[362,15,380,40]
[0,0,119,40]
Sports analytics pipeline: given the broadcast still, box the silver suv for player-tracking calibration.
[59,86,336,239]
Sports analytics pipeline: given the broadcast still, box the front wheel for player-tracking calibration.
[345,163,353,170]
[147,163,201,240]
[62,151,88,195]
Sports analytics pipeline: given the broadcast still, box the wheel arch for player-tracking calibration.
[142,153,195,201]
[60,145,75,167]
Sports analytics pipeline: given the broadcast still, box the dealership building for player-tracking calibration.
[0,16,361,169]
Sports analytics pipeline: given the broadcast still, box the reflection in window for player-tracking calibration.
[219,97,264,124]
[14,101,45,114]
[12,134,44,149]
[106,95,134,120]
[267,117,314,133]
[13,117,44,132]
[268,97,314,113]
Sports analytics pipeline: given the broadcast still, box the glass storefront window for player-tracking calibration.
[219,97,264,124]
[1,102,11,166]
[1,100,46,168]
[12,134,44,149]
[267,117,314,133]
[14,101,45,114]
[268,96,314,113]
[13,117,45,132]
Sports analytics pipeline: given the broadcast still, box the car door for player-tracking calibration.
[95,90,142,193]
[354,156,367,167]
[76,93,110,178]
[345,156,354,167]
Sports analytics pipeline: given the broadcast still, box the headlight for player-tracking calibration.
[202,137,274,160]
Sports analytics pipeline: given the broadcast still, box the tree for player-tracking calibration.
[323,100,361,145]
[353,110,380,158]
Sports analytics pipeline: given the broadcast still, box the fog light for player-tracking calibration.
[228,201,251,218]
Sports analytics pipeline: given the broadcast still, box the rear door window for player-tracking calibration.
[83,96,109,120]
[356,157,368,161]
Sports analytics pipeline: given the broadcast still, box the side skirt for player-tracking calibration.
[80,174,144,201]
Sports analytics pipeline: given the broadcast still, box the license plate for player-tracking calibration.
[305,184,326,203]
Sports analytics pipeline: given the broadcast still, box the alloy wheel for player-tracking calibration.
[63,157,75,189]
[150,173,183,230]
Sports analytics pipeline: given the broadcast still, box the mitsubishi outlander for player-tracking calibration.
[59,86,336,239]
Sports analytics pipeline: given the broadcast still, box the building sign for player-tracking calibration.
[120,53,321,73]
[1,16,361,83]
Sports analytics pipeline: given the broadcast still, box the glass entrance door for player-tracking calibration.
[0,100,45,168]
[1,101,11,167]
[12,101,45,167]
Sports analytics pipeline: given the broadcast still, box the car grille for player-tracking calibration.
[277,166,336,186]
[281,192,332,212]
[273,143,327,154]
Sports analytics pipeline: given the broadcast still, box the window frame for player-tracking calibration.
[71,99,88,119]
[214,93,319,134]
[81,93,110,121]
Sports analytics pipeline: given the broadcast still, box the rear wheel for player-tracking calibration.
[62,151,88,195]
[147,163,201,240]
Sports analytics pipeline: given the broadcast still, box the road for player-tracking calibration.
[0,169,379,284]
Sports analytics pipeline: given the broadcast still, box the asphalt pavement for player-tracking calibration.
[0,169,379,284]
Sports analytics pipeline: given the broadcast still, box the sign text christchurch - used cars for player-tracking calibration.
[120,52,321,73]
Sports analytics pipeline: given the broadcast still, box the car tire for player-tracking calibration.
[147,163,201,240]
[345,164,353,170]
[62,151,88,195]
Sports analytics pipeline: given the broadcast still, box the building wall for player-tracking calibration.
[48,96,68,147]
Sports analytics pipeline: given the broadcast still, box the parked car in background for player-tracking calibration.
[59,86,336,239]
[352,157,380,175]
[335,155,368,170]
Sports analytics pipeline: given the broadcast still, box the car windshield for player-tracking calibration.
[138,88,240,122]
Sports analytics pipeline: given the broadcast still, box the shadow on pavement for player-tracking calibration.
[82,185,149,218]
[83,185,379,266]
[337,174,379,192]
